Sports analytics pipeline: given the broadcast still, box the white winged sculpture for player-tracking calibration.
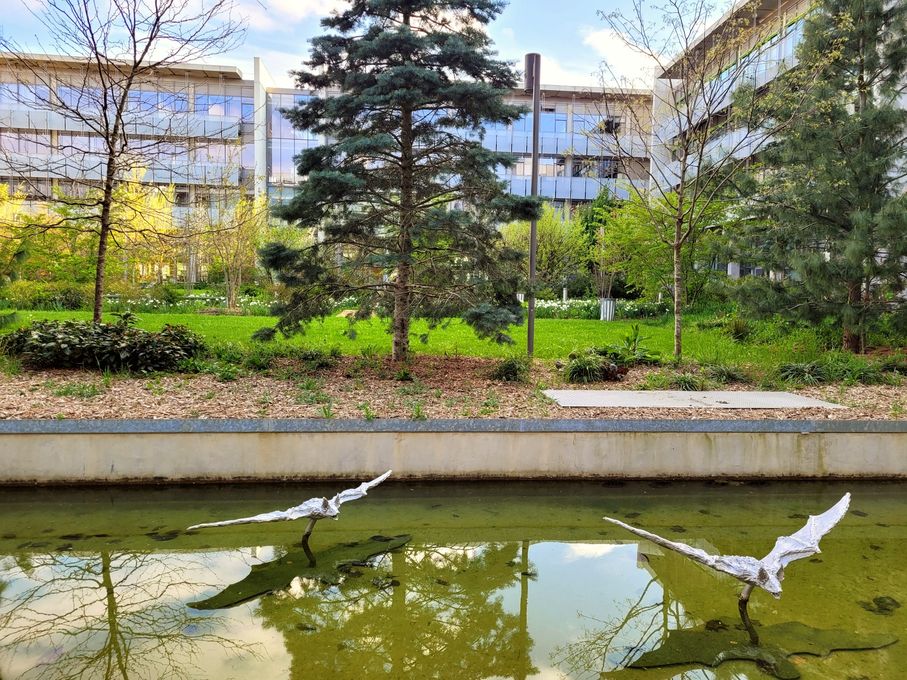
[188,470,392,544]
[605,492,851,645]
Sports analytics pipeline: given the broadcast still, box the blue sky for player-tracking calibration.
[1,0,656,88]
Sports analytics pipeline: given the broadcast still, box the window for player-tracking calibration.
[195,94,225,116]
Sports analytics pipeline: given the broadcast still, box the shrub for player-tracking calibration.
[564,351,625,383]
[1,280,92,310]
[0,314,204,372]
[489,355,531,382]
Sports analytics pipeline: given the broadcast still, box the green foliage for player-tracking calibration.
[601,192,729,304]
[357,402,377,421]
[642,370,712,391]
[704,363,752,385]
[735,0,907,350]
[564,351,625,383]
[501,204,590,291]
[0,315,204,372]
[50,380,106,399]
[778,352,892,386]
[408,400,427,421]
[489,355,531,383]
[592,324,662,367]
[723,316,753,342]
[261,0,539,360]
[0,311,17,329]
[1,280,92,310]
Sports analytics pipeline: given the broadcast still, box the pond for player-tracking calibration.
[0,481,903,679]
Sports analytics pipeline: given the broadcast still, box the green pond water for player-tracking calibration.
[0,481,903,679]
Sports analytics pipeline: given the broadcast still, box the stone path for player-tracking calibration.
[543,390,844,410]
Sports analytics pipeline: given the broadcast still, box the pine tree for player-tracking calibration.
[258,0,539,360]
[738,0,907,351]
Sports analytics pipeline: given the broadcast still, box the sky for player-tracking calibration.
[0,0,660,89]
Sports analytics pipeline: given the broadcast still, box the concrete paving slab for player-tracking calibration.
[543,390,845,409]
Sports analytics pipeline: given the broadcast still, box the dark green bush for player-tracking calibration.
[0,314,204,372]
[489,355,531,383]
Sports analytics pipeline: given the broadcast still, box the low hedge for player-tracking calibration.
[0,313,205,372]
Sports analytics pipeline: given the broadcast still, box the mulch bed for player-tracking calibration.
[0,356,903,421]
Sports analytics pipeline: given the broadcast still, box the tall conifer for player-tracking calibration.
[259,1,539,360]
[739,0,907,350]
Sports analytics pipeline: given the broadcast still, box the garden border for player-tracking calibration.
[1,418,905,484]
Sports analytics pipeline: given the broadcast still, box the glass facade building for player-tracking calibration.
[0,55,649,215]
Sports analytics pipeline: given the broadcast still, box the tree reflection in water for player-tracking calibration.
[0,551,258,679]
[255,541,537,679]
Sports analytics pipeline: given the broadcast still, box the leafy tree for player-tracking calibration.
[576,190,623,299]
[259,0,539,360]
[737,0,907,351]
[602,191,728,304]
[195,188,268,309]
[501,204,590,297]
[0,0,243,321]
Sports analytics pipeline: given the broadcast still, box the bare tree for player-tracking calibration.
[0,0,245,321]
[588,0,830,359]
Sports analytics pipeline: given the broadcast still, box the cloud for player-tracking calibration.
[237,0,347,32]
[562,543,629,562]
[581,27,660,88]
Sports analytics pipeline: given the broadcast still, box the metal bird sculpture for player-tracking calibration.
[605,492,851,645]
[188,470,392,546]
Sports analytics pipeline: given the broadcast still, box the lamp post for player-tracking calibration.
[525,52,541,356]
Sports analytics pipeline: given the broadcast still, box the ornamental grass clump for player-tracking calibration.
[564,350,626,383]
[0,313,204,372]
[489,355,531,383]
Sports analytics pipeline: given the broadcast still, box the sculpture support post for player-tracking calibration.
[738,583,759,646]
[301,518,317,544]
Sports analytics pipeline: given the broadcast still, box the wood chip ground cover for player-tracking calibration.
[0,357,902,420]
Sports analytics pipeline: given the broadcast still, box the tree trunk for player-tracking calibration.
[843,281,862,353]
[394,51,414,363]
[673,234,683,361]
[93,220,111,323]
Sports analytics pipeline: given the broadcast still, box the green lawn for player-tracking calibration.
[8,310,821,370]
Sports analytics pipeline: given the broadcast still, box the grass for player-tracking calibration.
[6,309,835,372]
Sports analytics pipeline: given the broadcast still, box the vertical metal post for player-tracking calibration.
[525,53,541,356]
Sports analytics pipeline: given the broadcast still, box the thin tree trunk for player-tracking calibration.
[843,282,862,353]
[93,213,112,323]
[673,231,683,361]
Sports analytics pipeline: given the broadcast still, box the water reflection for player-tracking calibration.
[0,481,903,679]
[255,541,536,679]
[0,550,259,679]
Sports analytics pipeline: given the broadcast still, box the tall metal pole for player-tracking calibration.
[525,53,541,356]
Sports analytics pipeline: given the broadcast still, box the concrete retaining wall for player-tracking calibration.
[1,419,905,483]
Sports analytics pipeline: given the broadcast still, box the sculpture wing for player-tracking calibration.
[331,470,392,506]
[604,517,766,586]
[187,498,328,530]
[761,492,851,571]
[605,517,721,568]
